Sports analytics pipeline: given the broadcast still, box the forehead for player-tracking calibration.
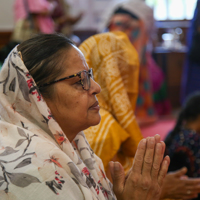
[62,45,89,76]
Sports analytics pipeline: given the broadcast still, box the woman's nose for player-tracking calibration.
[90,78,101,95]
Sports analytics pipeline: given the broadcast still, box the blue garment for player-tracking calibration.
[181,0,200,103]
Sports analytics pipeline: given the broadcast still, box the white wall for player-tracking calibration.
[0,0,15,31]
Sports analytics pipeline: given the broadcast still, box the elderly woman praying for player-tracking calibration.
[0,34,169,200]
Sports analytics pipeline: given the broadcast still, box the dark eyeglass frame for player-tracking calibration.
[39,68,93,91]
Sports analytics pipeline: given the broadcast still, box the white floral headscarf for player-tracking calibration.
[0,46,116,200]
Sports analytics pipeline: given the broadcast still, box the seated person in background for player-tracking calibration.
[0,33,169,199]
[79,31,143,175]
[13,0,58,41]
[165,92,200,200]
[165,92,200,177]
[0,0,57,65]
[0,0,82,66]
[80,31,200,200]
[98,0,171,124]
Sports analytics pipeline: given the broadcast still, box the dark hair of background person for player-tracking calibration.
[165,92,200,147]
[17,34,74,99]
[113,7,139,20]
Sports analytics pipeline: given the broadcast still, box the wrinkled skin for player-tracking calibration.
[109,135,170,200]
[160,167,200,199]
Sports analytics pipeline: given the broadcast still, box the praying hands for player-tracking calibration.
[109,135,170,200]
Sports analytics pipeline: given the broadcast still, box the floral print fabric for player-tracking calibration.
[0,47,116,199]
[166,129,200,178]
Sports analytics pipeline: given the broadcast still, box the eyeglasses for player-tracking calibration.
[39,68,94,91]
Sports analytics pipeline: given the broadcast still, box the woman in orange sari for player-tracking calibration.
[79,31,143,175]
[98,0,171,124]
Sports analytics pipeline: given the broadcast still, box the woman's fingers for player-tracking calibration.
[157,155,170,186]
[184,178,200,186]
[154,134,161,143]
[109,161,125,198]
[151,142,163,180]
[142,137,155,177]
[160,141,166,155]
[139,136,168,186]
[183,178,200,195]
[132,139,147,175]
[184,194,199,199]
[121,136,169,200]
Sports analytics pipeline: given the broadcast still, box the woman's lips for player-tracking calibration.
[89,101,100,110]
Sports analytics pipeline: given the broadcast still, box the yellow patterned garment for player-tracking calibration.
[79,31,143,173]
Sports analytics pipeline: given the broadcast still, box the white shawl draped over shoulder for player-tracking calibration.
[0,47,116,200]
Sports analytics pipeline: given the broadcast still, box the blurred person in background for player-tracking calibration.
[13,0,83,42]
[165,92,200,199]
[165,92,200,178]
[98,0,171,126]
[0,0,83,66]
[0,0,57,66]
[181,0,200,104]
[13,0,58,41]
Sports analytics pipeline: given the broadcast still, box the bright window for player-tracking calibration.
[146,0,197,20]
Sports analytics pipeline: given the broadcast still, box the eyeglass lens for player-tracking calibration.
[81,71,90,90]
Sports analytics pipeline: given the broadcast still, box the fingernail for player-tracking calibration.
[109,161,114,168]
[149,137,155,144]
[114,162,120,171]
[141,138,146,144]
[155,134,160,139]
[164,160,168,165]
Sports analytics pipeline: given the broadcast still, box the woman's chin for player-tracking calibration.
[89,113,101,127]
